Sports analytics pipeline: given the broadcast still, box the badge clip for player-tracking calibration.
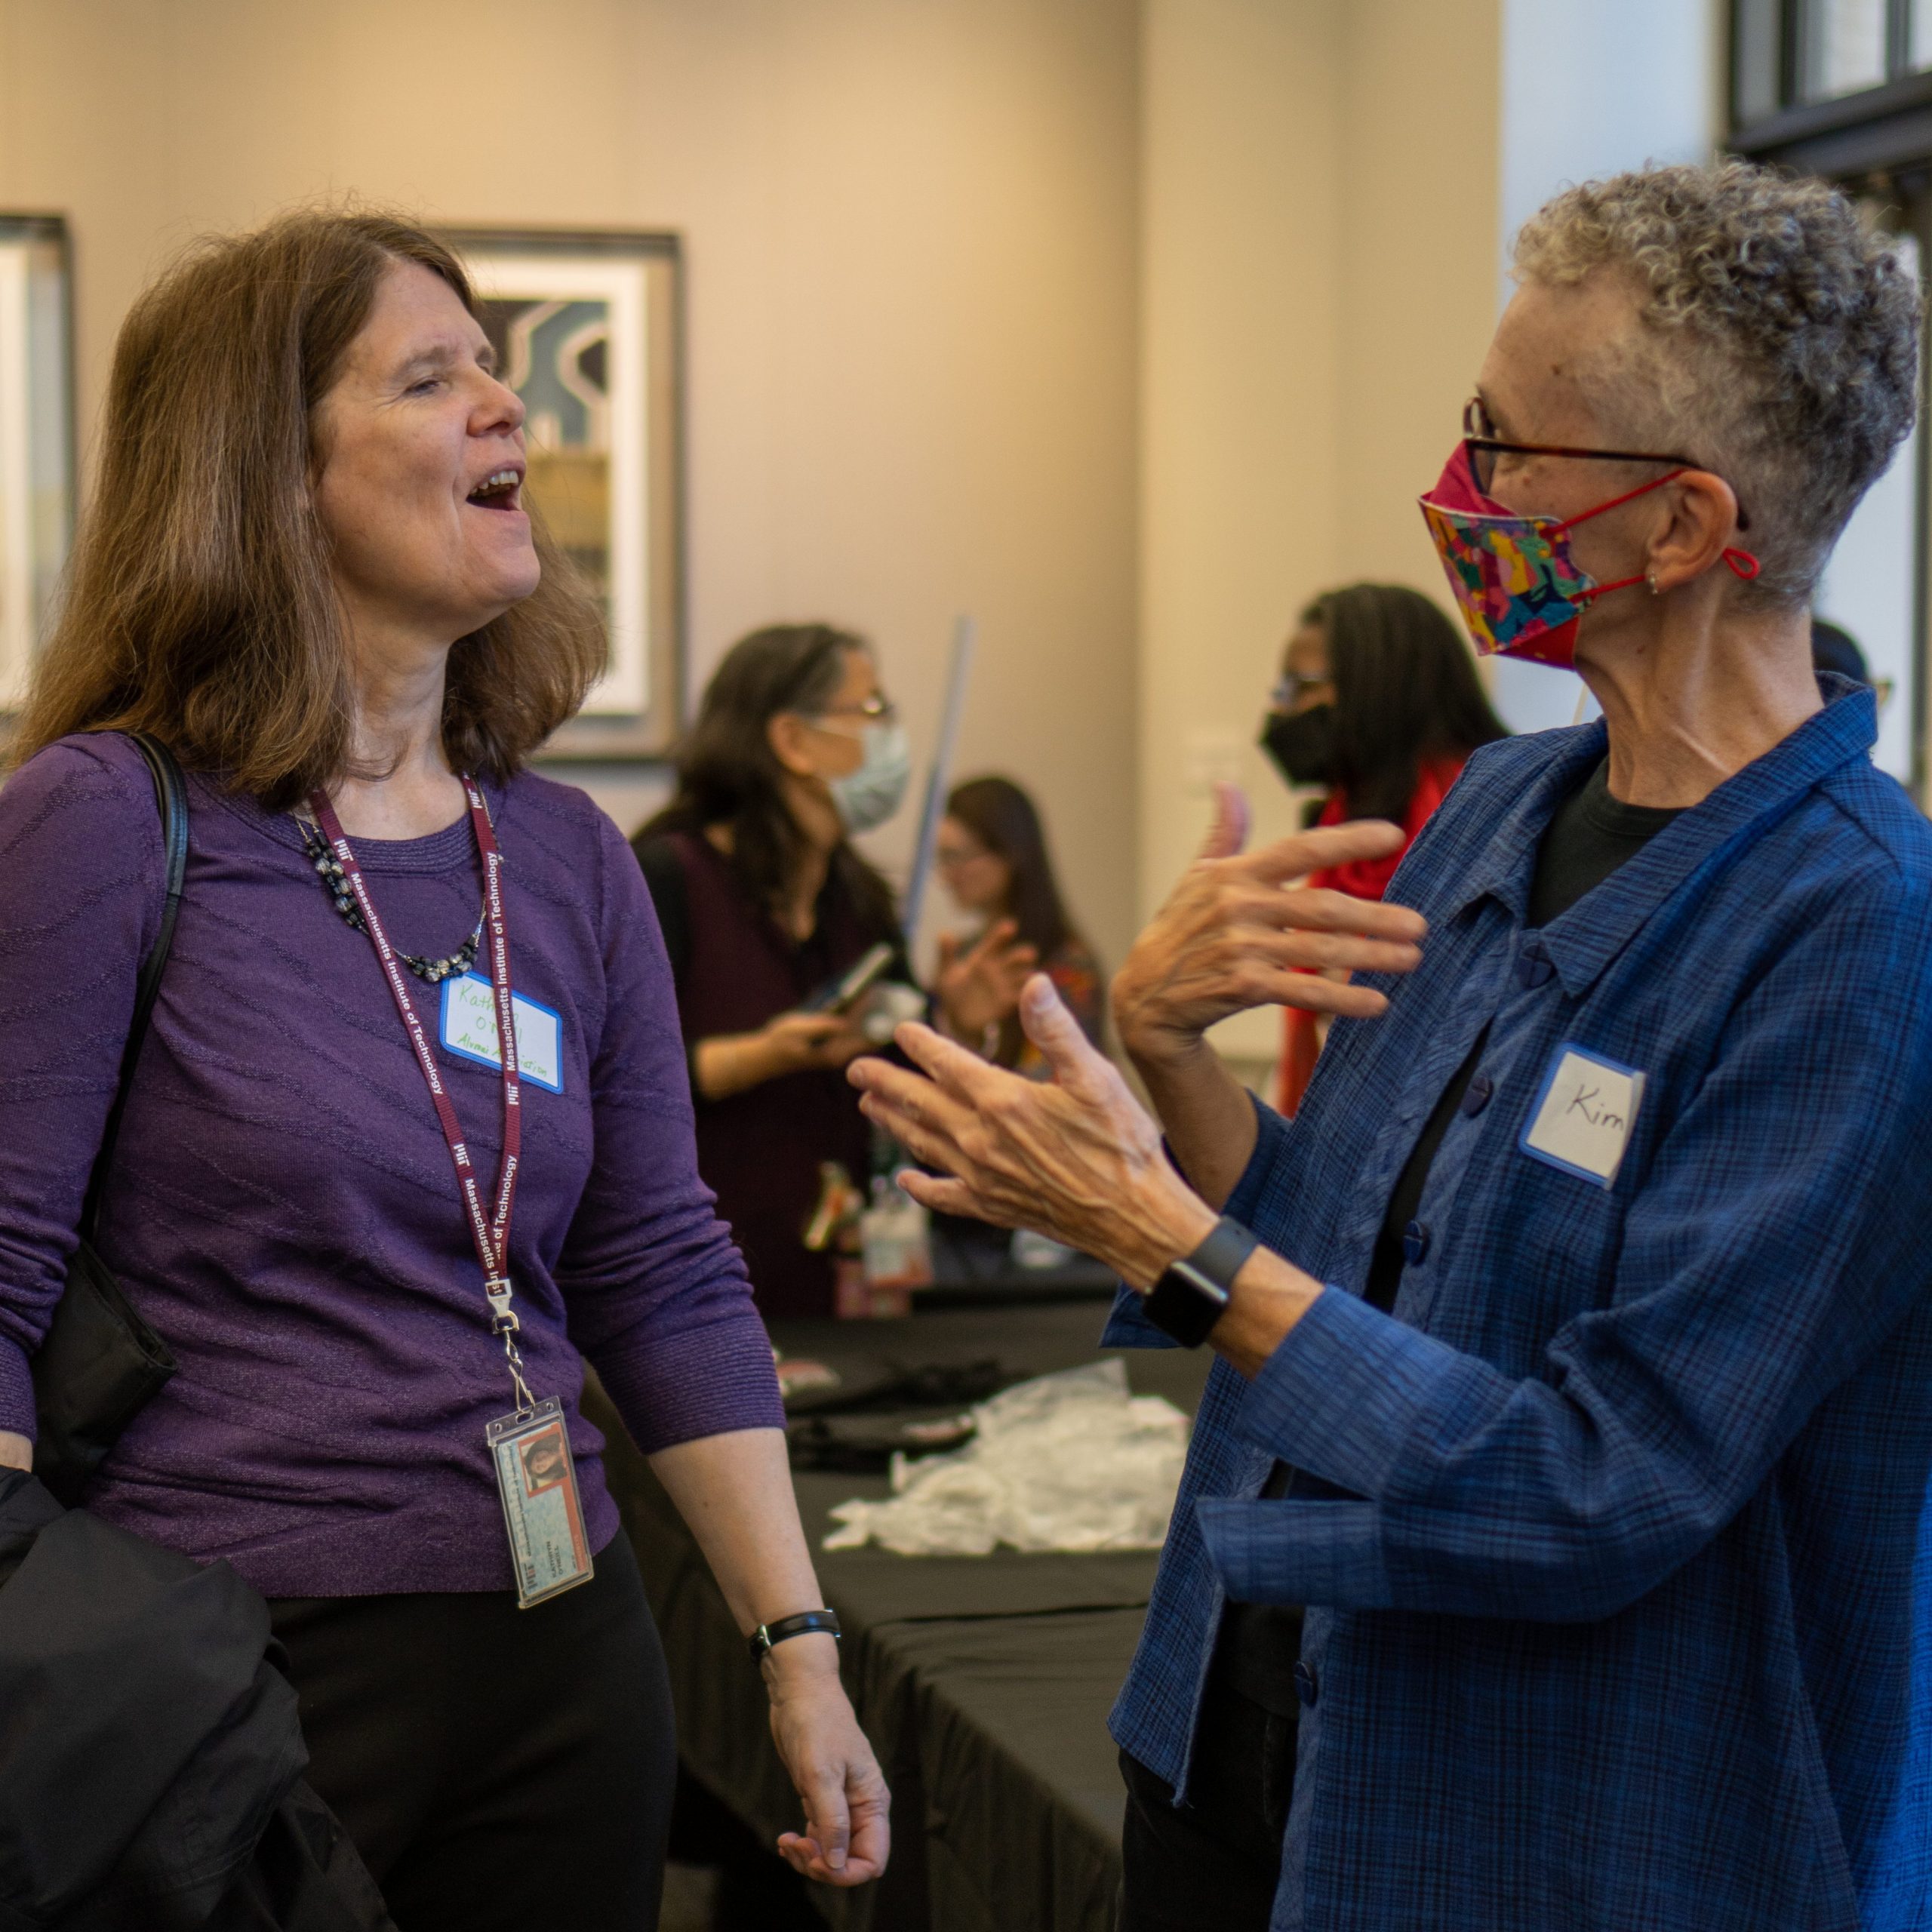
[486,1278,519,1334]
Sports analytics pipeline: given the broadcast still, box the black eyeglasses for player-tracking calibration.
[1269,671,1334,710]
[1461,398,1749,530]
[808,693,898,728]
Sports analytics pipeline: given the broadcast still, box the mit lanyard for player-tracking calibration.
[308,780,593,1608]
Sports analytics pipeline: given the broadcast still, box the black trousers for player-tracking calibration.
[1117,1669,1297,1932]
[270,1529,676,1932]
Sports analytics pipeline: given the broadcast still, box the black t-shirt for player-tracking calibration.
[1217,758,1681,1716]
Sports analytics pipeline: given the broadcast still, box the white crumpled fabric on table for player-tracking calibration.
[821,1358,1190,1557]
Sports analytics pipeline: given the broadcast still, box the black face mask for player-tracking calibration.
[1260,703,1337,788]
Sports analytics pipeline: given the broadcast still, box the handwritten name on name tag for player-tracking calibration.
[439,971,565,1094]
[1520,1043,1644,1187]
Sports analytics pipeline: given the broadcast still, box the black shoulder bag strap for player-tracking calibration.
[78,732,189,1237]
[32,731,187,1503]
[77,726,190,1236]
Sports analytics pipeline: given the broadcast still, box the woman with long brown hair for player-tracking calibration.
[936,774,1103,1072]
[0,210,884,1928]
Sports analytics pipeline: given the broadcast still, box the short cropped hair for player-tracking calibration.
[11,208,605,804]
[1512,160,1921,604]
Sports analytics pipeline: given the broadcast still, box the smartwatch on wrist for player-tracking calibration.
[1141,1215,1259,1347]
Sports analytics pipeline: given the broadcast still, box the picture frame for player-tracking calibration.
[442,227,684,761]
[0,214,75,716]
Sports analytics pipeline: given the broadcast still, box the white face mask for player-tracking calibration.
[825,722,912,834]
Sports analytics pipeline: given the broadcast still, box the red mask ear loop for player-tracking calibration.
[1600,549,1760,601]
[1549,467,1686,535]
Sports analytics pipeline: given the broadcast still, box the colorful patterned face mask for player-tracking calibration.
[1419,443,1760,669]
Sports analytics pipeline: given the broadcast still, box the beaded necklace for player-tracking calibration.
[298,816,485,986]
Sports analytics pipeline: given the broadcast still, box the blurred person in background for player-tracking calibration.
[1811,616,1898,715]
[935,774,1103,1071]
[1260,583,1507,1113]
[1811,616,1872,685]
[632,625,1032,1318]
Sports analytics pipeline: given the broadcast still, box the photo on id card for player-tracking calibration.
[488,1398,594,1608]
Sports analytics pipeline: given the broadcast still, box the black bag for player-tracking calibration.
[783,1356,1012,1470]
[30,734,186,1505]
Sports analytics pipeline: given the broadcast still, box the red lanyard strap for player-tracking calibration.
[308,780,534,1410]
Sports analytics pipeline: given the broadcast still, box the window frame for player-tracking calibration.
[1731,0,1932,172]
[1729,0,1932,808]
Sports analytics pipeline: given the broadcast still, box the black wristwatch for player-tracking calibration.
[1141,1216,1259,1347]
[749,1607,842,1667]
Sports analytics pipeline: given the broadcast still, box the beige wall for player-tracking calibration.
[1334,4,1504,592]
[0,0,1142,968]
[1137,0,1500,1077]
[2,0,1512,1047]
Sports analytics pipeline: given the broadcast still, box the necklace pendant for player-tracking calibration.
[301,818,485,988]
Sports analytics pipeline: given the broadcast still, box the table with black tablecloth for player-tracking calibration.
[585,1300,1211,1932]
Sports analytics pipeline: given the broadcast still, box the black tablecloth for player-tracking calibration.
[586,1303,1211,1932]
[857,1611,1148,1932]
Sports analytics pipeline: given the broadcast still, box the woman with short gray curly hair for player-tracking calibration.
[848,158,1932,1929]
[1510,158,1918,605]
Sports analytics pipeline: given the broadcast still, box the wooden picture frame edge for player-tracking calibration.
[0,211,76,734]
[441,226,686,768]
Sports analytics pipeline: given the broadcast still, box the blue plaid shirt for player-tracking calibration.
[1107,683,1932,1931]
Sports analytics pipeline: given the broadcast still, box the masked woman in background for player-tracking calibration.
[1261,583,1507,1115]
[937,775,1103,1072]
[632,625,1034,1318]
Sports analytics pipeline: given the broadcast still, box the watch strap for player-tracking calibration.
[749,1607,842,1666]
[1143,1216,1258,1347]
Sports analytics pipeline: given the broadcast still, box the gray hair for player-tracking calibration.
[1512,160,1921,604]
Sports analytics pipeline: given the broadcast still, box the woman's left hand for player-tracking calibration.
[934,918,1039,1041]
[766,1641,892,1885]
[850,974,1217,1287]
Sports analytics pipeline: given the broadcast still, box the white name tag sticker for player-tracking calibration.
[1520,1042,1644,1187]
[439,972,565,1094]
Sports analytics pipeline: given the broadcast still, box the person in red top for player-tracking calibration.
[1260,583,1507,1114]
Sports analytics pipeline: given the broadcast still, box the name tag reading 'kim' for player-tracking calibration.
[439,972,565,1094]
[1520,1043,1645,1187]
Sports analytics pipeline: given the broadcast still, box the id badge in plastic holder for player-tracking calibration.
[487,1398,595,1608]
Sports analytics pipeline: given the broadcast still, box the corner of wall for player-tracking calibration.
[1135,0,1346,933]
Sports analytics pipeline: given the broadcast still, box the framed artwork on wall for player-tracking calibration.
[443,228,683,760]
[0,214,74,717]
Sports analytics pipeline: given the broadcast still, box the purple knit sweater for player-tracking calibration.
[0,732,783,1596]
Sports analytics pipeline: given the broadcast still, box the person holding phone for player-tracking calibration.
[632,624,1032,1317]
